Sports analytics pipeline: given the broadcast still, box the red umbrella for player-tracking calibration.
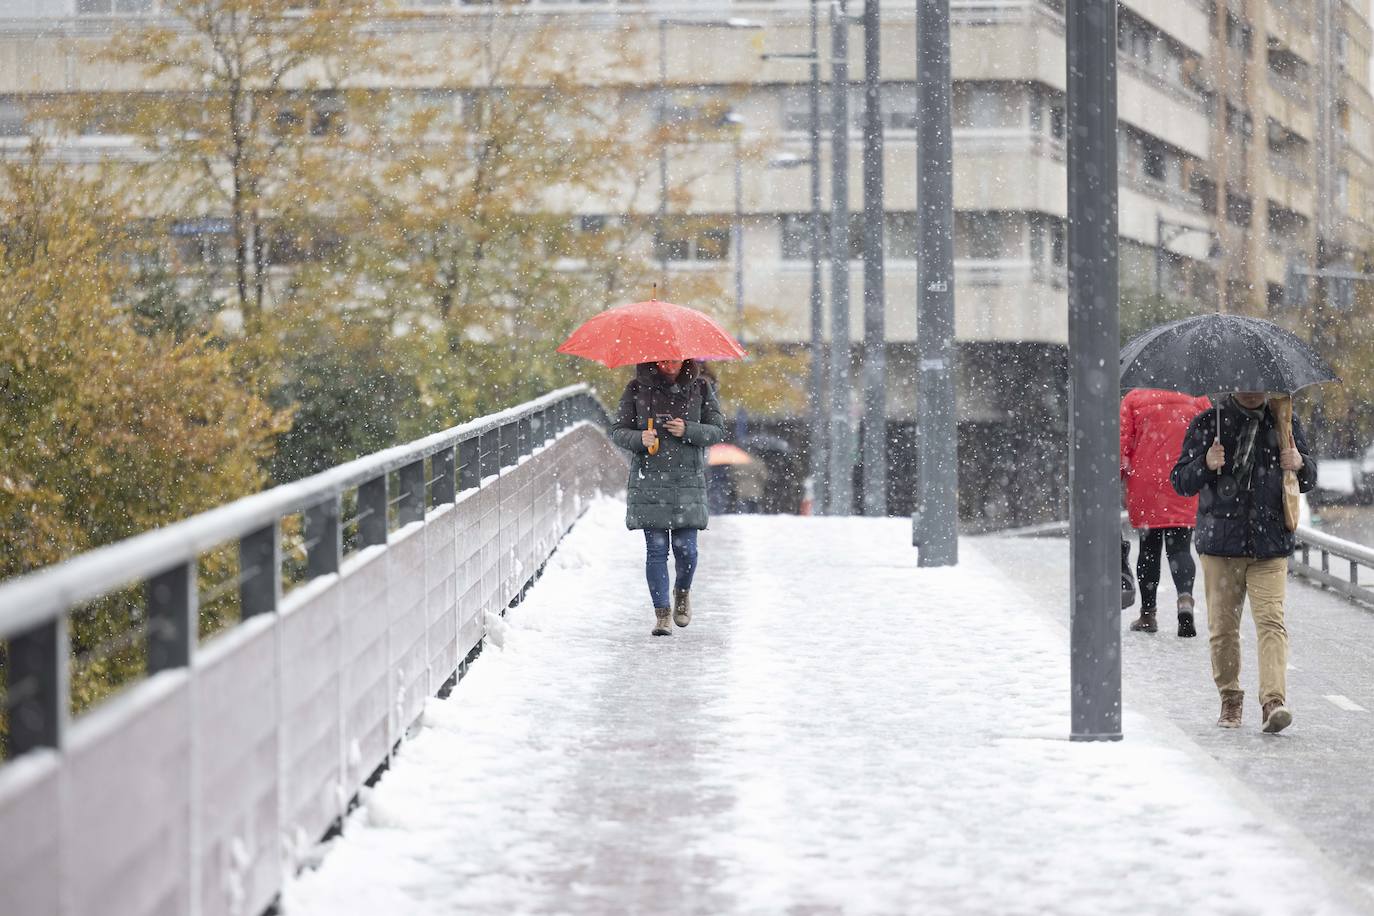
[557,299,747,368]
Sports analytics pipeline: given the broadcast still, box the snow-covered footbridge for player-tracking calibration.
[4,388,1374,916]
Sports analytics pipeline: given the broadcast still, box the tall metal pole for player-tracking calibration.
[1066,0,1122,741]
[1154,212,1164,298]
[860,0,887,516]
[734,125,745,344]
[808,0,829,515]
[827,0,854,516]
[657,19,669,296]
[913,0,958,565]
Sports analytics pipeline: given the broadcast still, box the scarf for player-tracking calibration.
[1228,395,1266,490]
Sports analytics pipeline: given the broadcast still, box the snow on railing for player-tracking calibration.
[0,384,626,916]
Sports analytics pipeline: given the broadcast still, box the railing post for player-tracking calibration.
[432,446,457,506]
[146,562,196,671]
[358,475,389,548]
[240,521,281,618]
[1351,560,1359,587]
[534,408,548,445]
[500,422,517,469]
[305,494,343,578]
[398,459,425,526]
[479,429,499,480]
[5,617,68,756]
[459,437,480,491]
[517,415,530,457]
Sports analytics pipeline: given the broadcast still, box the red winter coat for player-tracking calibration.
[1120,389,1213,529]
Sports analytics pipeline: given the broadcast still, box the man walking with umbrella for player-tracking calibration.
[1123,313,1336,734]
[1172,393,1315,732]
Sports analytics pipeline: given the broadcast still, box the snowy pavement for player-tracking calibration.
[282,501,1374,916]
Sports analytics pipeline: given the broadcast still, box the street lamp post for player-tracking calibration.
[828,0,854,516]
[860,0,887,517]
[1066,0,1122,742]
[723,111,746,345]
[914,0,958,564]
[656,17,764,298]
[761,0,826,513]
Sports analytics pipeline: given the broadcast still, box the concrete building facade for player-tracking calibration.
[1,0,1371,522]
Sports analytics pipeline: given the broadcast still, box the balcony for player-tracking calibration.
[952,1,1066,89]
[1265,155,1316,217]
[1262,81,1316,140]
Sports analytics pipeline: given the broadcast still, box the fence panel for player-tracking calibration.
[277,578,345,869]
[0,387,623,916]
[195,619,280,916]
[387,524,429,737]
[425,504,459,694]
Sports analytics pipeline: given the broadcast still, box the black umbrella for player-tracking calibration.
[1120,313,1337,396]
[1120,312,1339,439]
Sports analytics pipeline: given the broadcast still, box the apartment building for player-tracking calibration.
[1,0,1368,520]
[1197,0,1374,311]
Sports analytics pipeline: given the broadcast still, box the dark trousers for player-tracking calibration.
[1137,527,1196,610]
[644,528,698,609]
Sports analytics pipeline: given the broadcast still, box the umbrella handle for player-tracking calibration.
[647,418,660,455]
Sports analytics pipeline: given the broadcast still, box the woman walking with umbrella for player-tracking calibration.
[559,299,742,636]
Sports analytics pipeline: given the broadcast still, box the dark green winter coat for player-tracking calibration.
[609,361,726,530]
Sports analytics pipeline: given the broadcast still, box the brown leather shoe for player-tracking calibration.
[1218,693,1243,728]
[1262,699,1293,734]
[1129,607,1158,633]
[651,609,671,636]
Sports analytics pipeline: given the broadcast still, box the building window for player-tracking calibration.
[0,97,28,137]
[960,212,1010,260]
[780,213,820,261]
[1225,190,1252,227]
[886,212,919,260]
[1192,174,1217,215]
[656,218,730,263]
[1141,136,1167,182]
[77,0,154,12]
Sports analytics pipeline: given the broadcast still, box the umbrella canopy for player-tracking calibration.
[708,443,753,466]
[557,299,747,369]
[1120,313,1338,396]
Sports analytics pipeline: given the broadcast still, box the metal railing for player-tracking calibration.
[1292,526,1374,606]
[0,384,625,916]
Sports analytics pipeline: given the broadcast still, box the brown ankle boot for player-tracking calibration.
[673,589,691,628]
[1129,607,1158,633]
[651,608,671,636]
[1218,692,1243,728]
[1262,699,1293,734]
[1177,595,1197,638]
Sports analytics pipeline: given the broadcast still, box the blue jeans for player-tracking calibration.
[644,529,698,609]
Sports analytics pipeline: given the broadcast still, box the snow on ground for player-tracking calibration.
[282,499,1371,916]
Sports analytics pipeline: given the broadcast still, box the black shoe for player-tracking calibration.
[1177,612,1196,638]
[1177,596,1197,638]
[1129,608,1157,633]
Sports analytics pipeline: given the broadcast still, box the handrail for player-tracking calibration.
[1292,525,1374,606]
[0,384,611,762]
[0,384,598,639]
[0,383,627,916]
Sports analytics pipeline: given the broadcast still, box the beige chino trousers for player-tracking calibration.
[1199,554,1289,706]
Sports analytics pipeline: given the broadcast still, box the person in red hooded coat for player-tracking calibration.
[1121,388,1214,636]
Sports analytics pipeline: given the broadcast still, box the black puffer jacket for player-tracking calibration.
[608,361,726,530]
[1171,397,1317,559]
